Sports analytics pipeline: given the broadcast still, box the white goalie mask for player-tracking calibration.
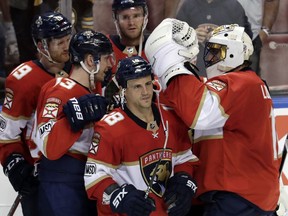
[144,18,199,89]
[204,24,254,78]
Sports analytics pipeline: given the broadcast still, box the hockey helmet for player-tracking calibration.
[112,0,148,17]
[69,30,113,64]
[31,12,72,42]
[116,56,152,88]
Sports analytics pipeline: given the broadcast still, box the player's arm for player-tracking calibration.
[31,85,81,160]
[0,70,38,195]
[260,0,279,42]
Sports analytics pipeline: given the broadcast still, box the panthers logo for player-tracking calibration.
[140,149,172,197]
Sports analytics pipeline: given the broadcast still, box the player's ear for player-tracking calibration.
[37,41,45,53]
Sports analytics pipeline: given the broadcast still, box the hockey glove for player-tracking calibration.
[164,172,197,216]
[63,94,108,132]
[3,154,38,197]
[110,184,156,216]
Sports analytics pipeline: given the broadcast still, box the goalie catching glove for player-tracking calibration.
[110,184,156,216]
[3,154,38,197]
[63,94,108,132]
[164,172,197,216]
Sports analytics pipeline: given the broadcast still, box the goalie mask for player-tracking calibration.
[31,12,72,63]
[144,18,199,89]
[69,30,114,90]
[203,24,254,79]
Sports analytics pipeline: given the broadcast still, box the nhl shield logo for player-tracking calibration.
[140,149,172,197]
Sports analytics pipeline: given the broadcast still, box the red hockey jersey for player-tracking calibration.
[163,70,280,211]
[85,105,199,216]
[31,77,94,161]
[0,61,56,164]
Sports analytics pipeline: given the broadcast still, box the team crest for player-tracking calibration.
[89,132,101,154]
[124,46,137,56]
[42,103,59,119]
[206,80,227,91]
[3,88,14,110]
[140,149,172,197]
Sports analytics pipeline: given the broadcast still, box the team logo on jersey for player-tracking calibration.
[206,80,227,91]
[42,100,60,119]
[89,132,101,155]
[0,115,7,132]
[140,148,172,197]
[124,46,137,56]
[3,88,14,110]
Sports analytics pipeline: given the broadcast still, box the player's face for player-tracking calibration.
[125,75,153,111]
[48,34,71,63]
[117,7,144,41]
[95,53,115,82]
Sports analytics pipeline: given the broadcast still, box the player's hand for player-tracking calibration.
[196,26,208,44]
[63,94,108,132]
[3,154,38,197]
[110,184,156,216]
[164,172,197,216]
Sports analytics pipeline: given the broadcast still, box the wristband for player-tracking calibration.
[261,26,271,36]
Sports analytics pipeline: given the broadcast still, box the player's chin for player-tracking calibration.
[60,54,70,62]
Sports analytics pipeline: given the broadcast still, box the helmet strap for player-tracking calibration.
[137,14,148,56]
[80,60,100,90]
[120,88,126,110]
[36,39,61,64]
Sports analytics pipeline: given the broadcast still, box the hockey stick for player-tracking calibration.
[145,85,169,199]
[279,135,288,176]
[7,194,22,216]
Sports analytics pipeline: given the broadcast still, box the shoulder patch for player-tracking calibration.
[206,80,227,91]
[89,132,101,155]
[3,88,14,110]
[42,100,60,119]
[46,97,62,105]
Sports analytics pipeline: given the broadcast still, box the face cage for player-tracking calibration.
[203,42,227,68]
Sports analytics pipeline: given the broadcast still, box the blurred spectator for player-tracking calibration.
[176,0,252,76]
[9,0,37,63]
[39,0,94,31]
[93,0,183,35]
[0,0,19,74]
[237,0,280,76]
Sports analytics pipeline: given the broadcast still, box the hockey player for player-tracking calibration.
[0,12,72,216]
[31,30,114,215]
[102,0,149,102]
[145,19,280,216]
[84,56,199,216]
